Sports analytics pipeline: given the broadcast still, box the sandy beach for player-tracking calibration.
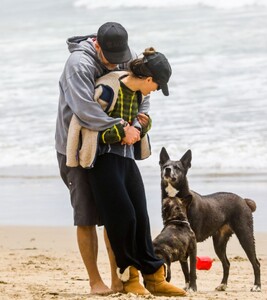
[0,167,267,300]
[0,226,266,300]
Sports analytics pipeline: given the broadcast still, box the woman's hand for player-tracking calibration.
[137,113,149,127]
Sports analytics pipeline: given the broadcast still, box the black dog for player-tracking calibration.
[153,195,197,291]
[159,147,261,292]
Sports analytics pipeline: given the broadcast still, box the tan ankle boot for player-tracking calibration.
[143,265,187,297]
[118,266,150,295]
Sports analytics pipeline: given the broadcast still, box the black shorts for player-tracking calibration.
[57,152,102,226]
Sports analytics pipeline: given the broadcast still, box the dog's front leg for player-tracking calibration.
[179,261,190,290]
[189,250,197,292]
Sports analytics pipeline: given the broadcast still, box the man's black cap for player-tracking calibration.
[97,22,131,64]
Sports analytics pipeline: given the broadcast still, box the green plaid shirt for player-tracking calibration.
[100,81,151,144]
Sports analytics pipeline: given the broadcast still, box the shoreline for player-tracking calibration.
[1,164,267,178]
[0,226,266,300]
[0,165,266,232]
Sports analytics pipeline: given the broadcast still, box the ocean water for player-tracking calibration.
[0,0,267,228]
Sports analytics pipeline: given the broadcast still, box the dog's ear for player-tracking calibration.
[159,147,170,165]
[180,149,192,169]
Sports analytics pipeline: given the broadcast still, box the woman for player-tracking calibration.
[78,47,186,296]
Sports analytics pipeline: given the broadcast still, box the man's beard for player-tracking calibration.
[97,52,117,70]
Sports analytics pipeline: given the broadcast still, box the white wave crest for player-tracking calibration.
[73,0,267,9]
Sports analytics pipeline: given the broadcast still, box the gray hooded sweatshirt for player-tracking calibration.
[55,35,143,156]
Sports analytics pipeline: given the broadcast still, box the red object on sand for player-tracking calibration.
[196,256,213,270]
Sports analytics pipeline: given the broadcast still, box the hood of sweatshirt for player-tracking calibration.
[67,34,96,54]
[66,34,113,75]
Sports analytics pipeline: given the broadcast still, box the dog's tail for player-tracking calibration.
[245,198,256,212]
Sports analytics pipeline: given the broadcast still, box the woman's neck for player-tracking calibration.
[121,75,140,92]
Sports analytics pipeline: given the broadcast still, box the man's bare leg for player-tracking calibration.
[104,228,123,292]
[77,225,112,295]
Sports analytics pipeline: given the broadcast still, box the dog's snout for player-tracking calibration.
[165,167,171,177]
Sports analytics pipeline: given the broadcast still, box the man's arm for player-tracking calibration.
[65,70,123,131]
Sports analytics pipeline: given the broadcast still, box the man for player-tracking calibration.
[55,22,142,295]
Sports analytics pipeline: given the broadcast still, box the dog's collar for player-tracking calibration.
[164,220,191,227]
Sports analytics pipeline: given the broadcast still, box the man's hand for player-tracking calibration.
[137,113,149,127]
[121,125,140,145]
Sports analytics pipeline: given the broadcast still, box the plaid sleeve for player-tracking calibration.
[100,123,126,144]
[140,115,152,137]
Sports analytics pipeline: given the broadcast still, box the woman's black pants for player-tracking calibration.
[88,153,163,274]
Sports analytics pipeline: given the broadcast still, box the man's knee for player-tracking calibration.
[77,225,98,239]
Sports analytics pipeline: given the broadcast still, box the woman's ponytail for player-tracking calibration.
[129,47,157,78]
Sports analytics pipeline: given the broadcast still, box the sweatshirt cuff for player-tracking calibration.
[116,123,126,139]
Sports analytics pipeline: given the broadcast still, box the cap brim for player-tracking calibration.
[102,47,132,64]
[161,82,169,96]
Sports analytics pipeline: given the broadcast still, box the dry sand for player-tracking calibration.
[0,226,266,300]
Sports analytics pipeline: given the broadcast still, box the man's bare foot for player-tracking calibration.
[90,281,113,295]
[111,280,124,293]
